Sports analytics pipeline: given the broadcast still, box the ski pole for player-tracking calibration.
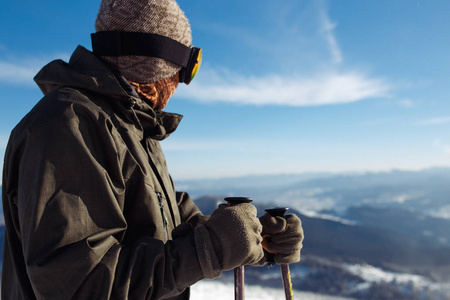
[224,197,253,300]
[264,207,295,300]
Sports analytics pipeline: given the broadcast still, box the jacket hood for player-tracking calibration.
[35,45,127,99]
[33,46,183,140]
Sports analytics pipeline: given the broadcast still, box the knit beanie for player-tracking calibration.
[95,0,192,83]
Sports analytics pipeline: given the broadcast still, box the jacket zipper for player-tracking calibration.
[157,192,169,242]
[127,97,144,131]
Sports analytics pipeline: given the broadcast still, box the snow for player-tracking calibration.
[190,280,355,300]
[344,263,426,285]
[299,209,356,225]
[343,263,450,294]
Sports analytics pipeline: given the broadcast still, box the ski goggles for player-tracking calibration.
[91,31,202,85]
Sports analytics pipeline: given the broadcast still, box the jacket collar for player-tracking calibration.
[34,45,182,140]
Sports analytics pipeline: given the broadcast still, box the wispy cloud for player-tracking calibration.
[433,139,450,156]
[420,116,450,126]
[0,52,70,85]
[0,61,40,85]
[175,0,389,107]
[398,99,415,108]
[318,0,343,64]
[176,68,389,107]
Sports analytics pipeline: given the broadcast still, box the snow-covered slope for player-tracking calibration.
[190,280,355,300]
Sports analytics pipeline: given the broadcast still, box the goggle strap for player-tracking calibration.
[91,31,191,68]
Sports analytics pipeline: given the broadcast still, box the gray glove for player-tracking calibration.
[257,213,304,265]
[194,203,264,278]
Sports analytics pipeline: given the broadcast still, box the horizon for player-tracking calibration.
[173,164,450,182]
[2,1,450,181]
[0,166,449,188]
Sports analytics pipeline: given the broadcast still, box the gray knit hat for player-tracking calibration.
[95,0,192,83]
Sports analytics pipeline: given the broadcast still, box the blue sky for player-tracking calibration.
[1,0,450,180]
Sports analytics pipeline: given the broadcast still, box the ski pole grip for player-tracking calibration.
[224,197,253,206]
[264,207,289,265]
[265,207,289,217]
[224,197,253,300]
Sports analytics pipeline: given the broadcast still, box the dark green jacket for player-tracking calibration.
[2,46,215,299]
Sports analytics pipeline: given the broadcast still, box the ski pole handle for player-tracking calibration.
[264,207,289,266]
[225,197,253,206]
[264,207,294,300]
[224,197,253,300]
[265,207,289,216]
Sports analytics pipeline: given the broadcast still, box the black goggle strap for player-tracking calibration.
[91,31,201,84]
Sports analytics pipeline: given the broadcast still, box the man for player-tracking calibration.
[1,0,303,299]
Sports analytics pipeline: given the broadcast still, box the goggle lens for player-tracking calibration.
[190,48,202,83]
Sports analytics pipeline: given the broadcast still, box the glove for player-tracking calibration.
[257,213,304,265]
[194,203,264,278]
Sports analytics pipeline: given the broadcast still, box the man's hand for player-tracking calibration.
[257,213,304,265]
[195,203,264,275]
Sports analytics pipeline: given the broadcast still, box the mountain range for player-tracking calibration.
[182,168,450,299]
[175,167,450,219]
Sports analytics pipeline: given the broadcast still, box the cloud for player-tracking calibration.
[433,139,450,156]
[420,117,450,126]
[174,0,390,107]
[398,99,415,108]
[176,68,390,107]
[0,52,70,85]
[318,0,343,64]
[0,61,40,85]
[444,146,450,156]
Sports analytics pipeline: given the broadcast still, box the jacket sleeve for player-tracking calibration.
[176,191,210,227]
[5,98,205,299]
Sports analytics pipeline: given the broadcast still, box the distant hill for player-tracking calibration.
[195,197,450,278]
[176,167,450,219]
[194,193,450,299]
[342,206,450,248]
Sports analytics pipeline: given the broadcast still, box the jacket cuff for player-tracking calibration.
[194,225,222,279]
